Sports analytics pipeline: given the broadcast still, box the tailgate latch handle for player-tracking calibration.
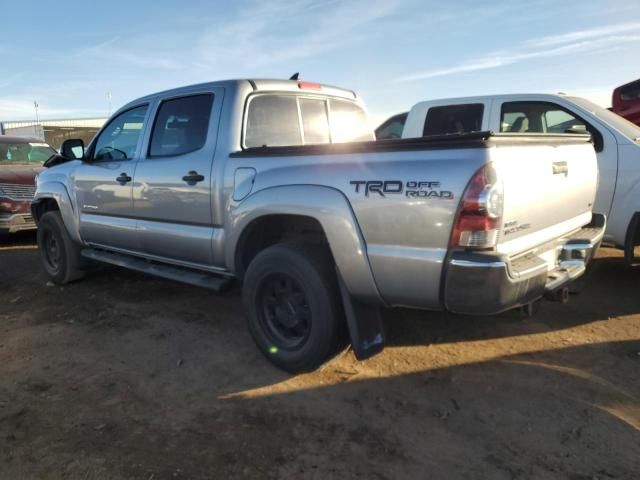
[552,161,569,176]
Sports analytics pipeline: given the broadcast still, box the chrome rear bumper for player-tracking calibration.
[443,215,605,315]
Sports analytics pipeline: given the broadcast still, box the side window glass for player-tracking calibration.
[299,98,330,144]
[149,94,213,157]
[94,106,148,161]
[375,113,408,140]
[329,99,372,143]
[501,102,585,134]
[545,109,585,134]
[500,101,603,152]
[620,81,640,101]
[245,95,302,148]
[423,104,484,136]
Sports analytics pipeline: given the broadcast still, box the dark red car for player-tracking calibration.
[611,78,640,127]
[0,136,55,234]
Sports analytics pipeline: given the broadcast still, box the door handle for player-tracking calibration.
[116,173,132,184]
[552,161,569,176]
[182,170,205,185]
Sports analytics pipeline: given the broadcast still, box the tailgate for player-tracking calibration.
[490,135,598,257]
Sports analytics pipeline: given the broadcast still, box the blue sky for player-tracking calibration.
[1,0,639,125]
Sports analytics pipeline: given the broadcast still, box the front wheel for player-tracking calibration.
[37,211,88,284]
[242,242,345,373]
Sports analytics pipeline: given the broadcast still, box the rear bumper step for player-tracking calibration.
[443,218,605,315]
[81,249,232,292]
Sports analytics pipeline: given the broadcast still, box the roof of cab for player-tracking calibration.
[411,93,567,108]
[120,78,357,113]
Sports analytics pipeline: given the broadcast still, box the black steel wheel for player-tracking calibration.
[243,241,345,373]
[37,211,87,284]
[257,273,312,351]
[41,228,63,273]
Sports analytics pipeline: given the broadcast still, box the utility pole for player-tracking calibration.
[33,101,40,125]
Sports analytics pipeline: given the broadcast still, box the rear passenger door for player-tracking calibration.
[132,89,223,266]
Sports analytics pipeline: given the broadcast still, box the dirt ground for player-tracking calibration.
[0,232,638,480]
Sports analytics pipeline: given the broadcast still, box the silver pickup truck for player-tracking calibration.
[32,78,604,372]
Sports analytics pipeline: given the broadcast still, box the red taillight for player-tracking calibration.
[298,81,322,90]
[451,164,503,249]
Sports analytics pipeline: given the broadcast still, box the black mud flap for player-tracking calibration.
[337,271,385,360]
[624,212,640,266]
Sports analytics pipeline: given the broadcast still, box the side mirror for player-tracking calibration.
[564,125,588,134]
[60,138,85,160]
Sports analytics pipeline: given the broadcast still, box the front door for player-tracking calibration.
[132,91,221,266]
[73,105,149,251]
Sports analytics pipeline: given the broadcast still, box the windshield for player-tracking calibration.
[568,96,640,142]
[0,142,56,165]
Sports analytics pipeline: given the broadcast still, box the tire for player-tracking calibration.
[242,241,345,373]
[37,211,87,284]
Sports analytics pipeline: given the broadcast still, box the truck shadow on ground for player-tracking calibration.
[2,335,638,479]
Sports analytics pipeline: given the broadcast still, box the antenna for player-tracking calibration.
[289,72,300,80]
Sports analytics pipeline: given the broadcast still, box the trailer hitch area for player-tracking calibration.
[545,286,570,304]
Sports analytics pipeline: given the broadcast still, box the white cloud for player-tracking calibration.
[525,21,640,47]
[396,23,640,83]
[76,35,183,70]
[196,0,400,71]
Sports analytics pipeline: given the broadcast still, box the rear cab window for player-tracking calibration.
[423,104,484,136]
[244,94,372,148]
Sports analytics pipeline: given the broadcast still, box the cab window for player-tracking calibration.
[149,94,214,157]
[500,101,586,133]
[299,98,330,144]
[93,105,148,161]
[245,95,302,148]
[423,104,484,136]
[620,81,640,101]
[329,99,372,143]
[375,113,408,140]
[500,101,603,151]
[244,94,371,148]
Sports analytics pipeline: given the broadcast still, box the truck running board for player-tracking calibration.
[81,249,232,292]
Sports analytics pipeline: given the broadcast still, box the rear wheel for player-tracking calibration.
[243,242,345,373]
[37,211,87,284]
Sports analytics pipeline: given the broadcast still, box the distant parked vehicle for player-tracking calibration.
[389,93,640,264]
[0,136,55,234]
[611,79,640,127]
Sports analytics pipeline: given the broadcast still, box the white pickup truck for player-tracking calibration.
[377,94,640,263]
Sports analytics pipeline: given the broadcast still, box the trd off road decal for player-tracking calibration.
[350,180,453,199]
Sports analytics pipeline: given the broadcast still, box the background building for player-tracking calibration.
[0,118,106,149]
